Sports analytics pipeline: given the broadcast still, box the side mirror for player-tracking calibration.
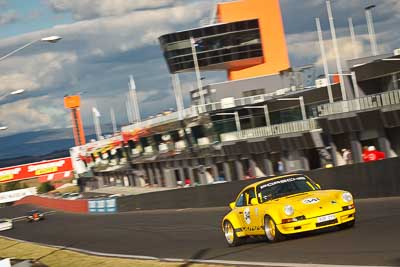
[316,183,321,189]
[250,198,258,205]
[229,202,236,210]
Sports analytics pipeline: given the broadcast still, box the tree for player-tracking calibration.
[37,182,55,194]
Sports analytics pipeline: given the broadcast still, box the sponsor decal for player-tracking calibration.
[244,207,251,224]
[0,158,72,183]
[259,176,306,190]
[0,168,22,182]
[302,197,320,204]
[28,160,65,175]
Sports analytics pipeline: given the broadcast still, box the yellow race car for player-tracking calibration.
[222,174,355,246]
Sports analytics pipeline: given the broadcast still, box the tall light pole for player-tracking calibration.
[110,108,117,134]
[348,17,359,58]
[277,96,307,121]
[129,75,141,124]
[365,5,378,56]
[92,107,102,140]
[215,112,241,131]
[243,105,270,126]
[326,0,347,101]
[315,17,334,104]
[328,73,360,98]
[190,36,206,108]
[171,74,184,120]
[0,36,62,62]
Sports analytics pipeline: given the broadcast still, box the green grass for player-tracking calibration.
[0,237,223,267]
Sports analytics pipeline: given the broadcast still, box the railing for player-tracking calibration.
[220,119,318,142]
[121,86,312,132]
[317,89,400,117]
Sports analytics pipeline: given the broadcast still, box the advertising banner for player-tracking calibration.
[88,198,117,213]
[0,157,73,183]
[0,187,37,204]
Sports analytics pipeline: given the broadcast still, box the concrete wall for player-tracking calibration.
[117,157,400,211]
[14,196,88,213]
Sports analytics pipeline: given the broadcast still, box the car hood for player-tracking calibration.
[266,189,350,217]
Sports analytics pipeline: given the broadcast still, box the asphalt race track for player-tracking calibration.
[1,197,400,266]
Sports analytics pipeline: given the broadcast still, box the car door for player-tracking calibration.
[233,192,246,231]
[237,188,260,235]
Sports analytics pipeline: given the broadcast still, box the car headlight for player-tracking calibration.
[283,205,294,216]
[342,192,353,203]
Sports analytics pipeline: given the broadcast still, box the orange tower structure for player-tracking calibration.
[217,0,290,80]
[64,95,86,146]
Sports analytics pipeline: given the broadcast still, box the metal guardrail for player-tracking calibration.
[317,89,400,116]
[220,119,318,142]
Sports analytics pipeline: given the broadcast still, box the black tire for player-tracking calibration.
[339,219,355,229]
[264,215,284,242]
[223,221,244,247]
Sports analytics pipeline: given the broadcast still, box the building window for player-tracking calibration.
[243,88,265,97]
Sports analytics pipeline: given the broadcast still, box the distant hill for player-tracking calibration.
[0,150,71,168]
[0,124,116,168]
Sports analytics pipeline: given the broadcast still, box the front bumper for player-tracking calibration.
[277,208,356,235]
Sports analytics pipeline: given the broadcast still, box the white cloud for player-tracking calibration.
[0,10,17,25]
[0,51,78,95]
[0,0,399,137]
[0,96,68,134]
[47,0,176,20]
[0,73,39,95]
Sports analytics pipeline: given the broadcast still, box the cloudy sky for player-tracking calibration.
[0,0,398,136]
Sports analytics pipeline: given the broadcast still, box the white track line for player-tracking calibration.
[0,236,394,267]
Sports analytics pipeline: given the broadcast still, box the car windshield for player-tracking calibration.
[256,176,318,203]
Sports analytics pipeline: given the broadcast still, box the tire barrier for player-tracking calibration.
[117,157,400,211]
[14,196,88,213]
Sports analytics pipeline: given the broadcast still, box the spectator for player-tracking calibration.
[362,146,385,162]
[217,172,225,182]
[184,177,191,187]
[177,180,183,187]
[341,148,353,164]
[277,161,284,174]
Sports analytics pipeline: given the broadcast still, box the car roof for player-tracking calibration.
[241,174,306,192]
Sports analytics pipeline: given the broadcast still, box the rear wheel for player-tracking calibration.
[223,221,243,247]
[264,216,284,242]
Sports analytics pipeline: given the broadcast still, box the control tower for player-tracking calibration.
[159,0,290,81]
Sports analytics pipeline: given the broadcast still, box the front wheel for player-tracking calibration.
[264,216,284,242]
[223,221,243,247]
